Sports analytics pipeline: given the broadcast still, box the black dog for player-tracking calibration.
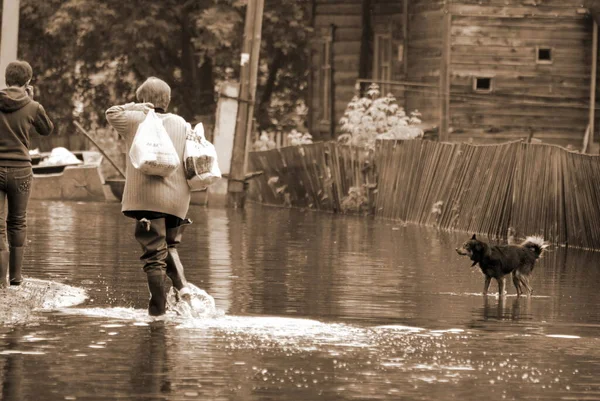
[455,234,548,297]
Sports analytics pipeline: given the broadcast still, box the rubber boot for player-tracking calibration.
[0,250,9,288]
[165,219,192,304]
[165,219,191,293]
[147,272,168,316]
[9,247,24,286]
[134,218,168,316]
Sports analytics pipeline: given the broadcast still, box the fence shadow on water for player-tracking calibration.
[248,139,600,250]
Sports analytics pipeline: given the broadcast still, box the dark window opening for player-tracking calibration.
[474,77,492,93]
[537,47,553,63]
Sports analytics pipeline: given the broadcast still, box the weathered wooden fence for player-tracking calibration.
[248,140,600,250]
[248,142,375,211]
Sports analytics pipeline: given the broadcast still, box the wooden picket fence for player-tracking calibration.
[247,139,600,250]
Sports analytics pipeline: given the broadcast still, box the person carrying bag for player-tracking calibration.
[105,77,193,316]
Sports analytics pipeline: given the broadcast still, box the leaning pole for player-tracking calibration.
[0,0,21,88]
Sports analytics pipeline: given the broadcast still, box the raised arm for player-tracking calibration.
[105,102,153,139]
[32,103,54,136]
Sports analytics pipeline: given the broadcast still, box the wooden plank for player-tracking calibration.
[455,0,582,6]
[448,4,584,18]
[403,0,409,76]
[316,3,362,15]
[450,114,586,130]
[451,34,590,47]
[453,16,588,29]
[589,20,598,153]
[450,102,588,117]
[314,14,362,28]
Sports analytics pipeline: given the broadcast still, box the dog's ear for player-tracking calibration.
[471,234,477,240]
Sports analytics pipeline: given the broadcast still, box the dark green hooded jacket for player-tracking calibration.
[0,86,53,166]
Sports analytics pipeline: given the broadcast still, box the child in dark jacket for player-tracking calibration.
[0,60,54,287]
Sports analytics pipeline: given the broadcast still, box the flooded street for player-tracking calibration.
[1,200,600,401]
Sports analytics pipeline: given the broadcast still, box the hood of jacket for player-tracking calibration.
[0,87,32,112]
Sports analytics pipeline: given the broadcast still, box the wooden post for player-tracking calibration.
[329,24,336,140]
[227,0,265,208]
[439,11,451,142]
[243,0,265,172]
[589,19,598,153]
[0,0,21,89]
[403,0,409,77]
[307,0,316,133]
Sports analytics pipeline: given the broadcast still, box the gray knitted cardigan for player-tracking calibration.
[105,103,191,219]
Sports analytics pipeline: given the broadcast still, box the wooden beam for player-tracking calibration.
[0,0,21,89]
[589,19,598,153]
[439,11,451,142]
[403,0,409,77]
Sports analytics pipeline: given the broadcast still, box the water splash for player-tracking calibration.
[167,283,219,318]
[0,278,87,325]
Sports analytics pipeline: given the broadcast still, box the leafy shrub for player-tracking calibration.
[340,186,369,214]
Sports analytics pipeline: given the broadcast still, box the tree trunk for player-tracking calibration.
[178,13,215,125]
[257,50,284,130]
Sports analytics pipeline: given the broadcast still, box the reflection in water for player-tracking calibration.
[207,209,233,313]
[1,201,600,401]
[1,328,24,401]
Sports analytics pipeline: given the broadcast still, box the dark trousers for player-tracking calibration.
[126,210,191,315]
[0,166,33,250]
[125,211,190,275]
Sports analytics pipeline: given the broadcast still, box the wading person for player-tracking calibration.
[106,77,192,316]
[0,61,54,288]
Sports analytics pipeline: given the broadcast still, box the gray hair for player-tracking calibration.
[135,77,171,110]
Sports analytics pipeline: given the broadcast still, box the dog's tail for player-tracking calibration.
[520,236,550,258]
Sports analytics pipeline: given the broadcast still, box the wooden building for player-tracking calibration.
[308,0,600,149]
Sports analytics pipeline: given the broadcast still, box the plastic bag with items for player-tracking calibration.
[183,122,221,191]
[129,110,180,177]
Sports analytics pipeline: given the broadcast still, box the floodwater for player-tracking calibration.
[1,201,600,401]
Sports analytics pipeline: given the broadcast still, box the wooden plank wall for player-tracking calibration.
[405,0,446,124]
[448,0,596,148]
[311,0,363,141]
[310,0,406,140]
[371,0,405,82]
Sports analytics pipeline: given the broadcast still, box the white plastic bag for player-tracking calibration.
[183,122,221,191]
[129,110,180,177]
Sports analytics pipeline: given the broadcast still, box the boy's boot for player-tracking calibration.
[134,218,168,316]
[9,247,24,285]
[165,219,191,300]
[0,250,9,288]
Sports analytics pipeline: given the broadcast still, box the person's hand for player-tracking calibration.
[25,85,34,99]
[138,102,154,113]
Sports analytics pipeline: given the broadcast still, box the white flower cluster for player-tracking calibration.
[252,132,277,151]
[287,129,313,146]
[338,83,424,149]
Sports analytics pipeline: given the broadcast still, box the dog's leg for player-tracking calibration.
[521,275,533,296]
[497,277,506,298]
[483,276,492,296]
[512,273,522,297]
